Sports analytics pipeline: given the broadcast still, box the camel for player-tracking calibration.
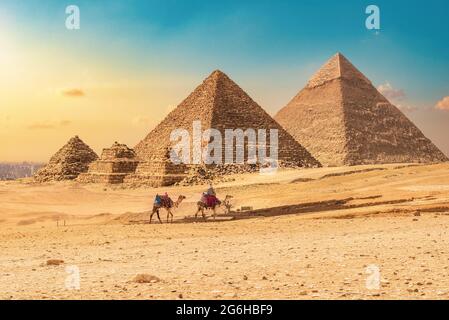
[195,195,233,221]
[150,195,186,224]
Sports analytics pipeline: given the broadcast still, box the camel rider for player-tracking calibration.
[203,184,218,207]
[206,183,216,196]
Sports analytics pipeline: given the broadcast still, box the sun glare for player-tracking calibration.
[0,25,19,81]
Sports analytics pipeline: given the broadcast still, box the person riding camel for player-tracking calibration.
[202,183,219,207]
[206,183,216,196]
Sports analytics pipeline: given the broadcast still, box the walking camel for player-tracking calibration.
[195,195,233,221]
[150,195,186,224]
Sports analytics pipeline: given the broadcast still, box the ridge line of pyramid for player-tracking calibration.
[336,53,342,77]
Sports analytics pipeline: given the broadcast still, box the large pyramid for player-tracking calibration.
[126,70,320,186]
[34,136,98,182]
[275,53,448,166]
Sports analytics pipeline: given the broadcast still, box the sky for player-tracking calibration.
[0,0,448,162]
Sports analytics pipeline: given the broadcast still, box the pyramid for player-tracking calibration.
[77,142,139,184]
[34,136,98,182]
[275,53,448,166]
[126,70,320,186]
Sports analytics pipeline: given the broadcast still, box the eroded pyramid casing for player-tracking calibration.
[275,53,448,166]
[34,136,98,182]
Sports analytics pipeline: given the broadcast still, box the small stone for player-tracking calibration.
[46,259,64,266]
[132,274,161,284]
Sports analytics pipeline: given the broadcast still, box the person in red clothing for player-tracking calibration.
[203,183,219,207]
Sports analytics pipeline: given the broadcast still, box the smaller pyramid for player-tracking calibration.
[77,142,139,184]
[34,136,98,182]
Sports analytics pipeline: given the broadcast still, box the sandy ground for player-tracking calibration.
[1,163,449,300]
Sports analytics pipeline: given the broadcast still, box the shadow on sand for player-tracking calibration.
[175,195,415,223]
[122,195,421,225]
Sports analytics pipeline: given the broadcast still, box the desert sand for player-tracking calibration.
[1,163,449,299]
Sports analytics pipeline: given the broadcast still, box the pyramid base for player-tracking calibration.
[123,173,186,187]
[77,173,130,184]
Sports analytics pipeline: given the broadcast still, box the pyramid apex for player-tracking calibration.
[307,53,371,88]
[206,69,229,81]
[211,69,225,75]
[201,69,235,90]
[69,135,82,143]
[333,52,348,62]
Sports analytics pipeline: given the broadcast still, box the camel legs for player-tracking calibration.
[149,209,155,224]
[166,209,174,223]
[156,210,163,224]
[150,207,163,224]
[194,207,207,221]
[194,207,199,219]
[194,207,202,219]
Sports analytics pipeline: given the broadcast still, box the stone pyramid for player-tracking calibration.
[275,53,448,166]
[34,136,98,182]
[126,70,320,186]
[77,142,139,184]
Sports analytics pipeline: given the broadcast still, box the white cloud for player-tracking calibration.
[377,82,406,100]
[435,96,449,111]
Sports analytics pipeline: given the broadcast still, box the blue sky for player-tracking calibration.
[4,0,449,97]
[0,0,449,84]
[1,0,449,160]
